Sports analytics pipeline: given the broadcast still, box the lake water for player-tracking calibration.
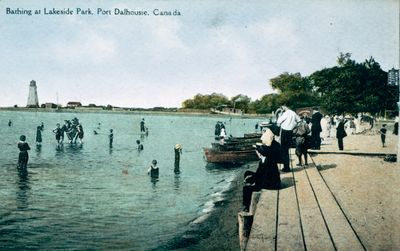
[0,111,261,250]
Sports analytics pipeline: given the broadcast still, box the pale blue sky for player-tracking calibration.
[0,0,398,108]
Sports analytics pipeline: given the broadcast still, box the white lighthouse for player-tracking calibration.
[27,80,39,108]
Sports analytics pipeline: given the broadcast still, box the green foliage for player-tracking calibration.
[311,54,387,115]
[182,93,230,109]
[230,94,251,112]
[250,94,279,114]
[270,72,319,109]
[181,53,389,116]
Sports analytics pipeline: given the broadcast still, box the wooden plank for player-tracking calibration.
[306,167,365,251]
[294,167,335,251]
[246,189,278,251]
[276,172,305,251]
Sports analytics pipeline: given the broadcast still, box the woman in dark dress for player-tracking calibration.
[336,117,347,150]
[242,134,281,211]
[18,135,31,169]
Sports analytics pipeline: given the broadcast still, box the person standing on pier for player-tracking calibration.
[276,105,300,172]
[336,116,347,150]
[311,107,323,149]
[17,135,30,169]
[293,117,311,166]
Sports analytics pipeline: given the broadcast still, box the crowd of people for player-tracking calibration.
[13,117,183,185]
[242,105,397,211]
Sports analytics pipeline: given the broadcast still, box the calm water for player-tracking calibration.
[0,111,261,250]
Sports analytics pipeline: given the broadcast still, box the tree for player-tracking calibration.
[311,54,387,115]
[250,94,279,114]
[182,93,230,109]
[230,94,251,112]
[269,72,319,109]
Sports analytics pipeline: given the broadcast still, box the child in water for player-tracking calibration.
[36,126,42,146]
[17,135,31,169]
[147,160,159,178]
[136,140,144,151]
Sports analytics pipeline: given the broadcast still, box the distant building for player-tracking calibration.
[66,101,82,108]
[45,103,57,109]
[385,68,399,117]
[388,68,399,86]
[27,80,39,108]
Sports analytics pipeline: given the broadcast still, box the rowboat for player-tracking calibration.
[204,132,262,163]
[203,147,258,164]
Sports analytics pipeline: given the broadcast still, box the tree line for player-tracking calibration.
[182,53,392,116]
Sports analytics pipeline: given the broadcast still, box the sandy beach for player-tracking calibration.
[180,125,399,251]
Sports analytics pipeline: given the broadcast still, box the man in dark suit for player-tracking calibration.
[311,107,323,150]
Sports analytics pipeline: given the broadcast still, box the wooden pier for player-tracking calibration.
[242,151,367,251]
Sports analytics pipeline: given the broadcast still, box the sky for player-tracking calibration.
[0,0,399,108]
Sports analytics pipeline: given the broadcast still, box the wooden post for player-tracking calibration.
[238,212,253,251]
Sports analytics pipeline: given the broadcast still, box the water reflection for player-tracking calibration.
[35,144,42,158]
[174,172,181,191]
[16,168,30,210]
[174,161,180,174]
[151,177,159,188]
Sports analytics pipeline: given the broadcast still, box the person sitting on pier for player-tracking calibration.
[242,130,281,211]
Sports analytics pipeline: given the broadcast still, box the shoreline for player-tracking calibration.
[0,107,268,119]
[153,163,257,251]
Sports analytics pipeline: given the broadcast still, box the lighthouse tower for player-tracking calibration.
[27,80,39,108]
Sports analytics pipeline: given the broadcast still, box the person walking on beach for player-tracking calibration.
[336,116,347,151]
[293,117,311,166]
[393,117,398,135]
[242,134,281,211]
[277,105,301,172]
[380,124,387,147]
[53,123,63,145]
[311,107,323,150]
[17,135,30,169]
[109,129,114,147]
[140,118,145,133]
[147,160,159,178]
[36,125,42,146]
[136,139,143,151]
